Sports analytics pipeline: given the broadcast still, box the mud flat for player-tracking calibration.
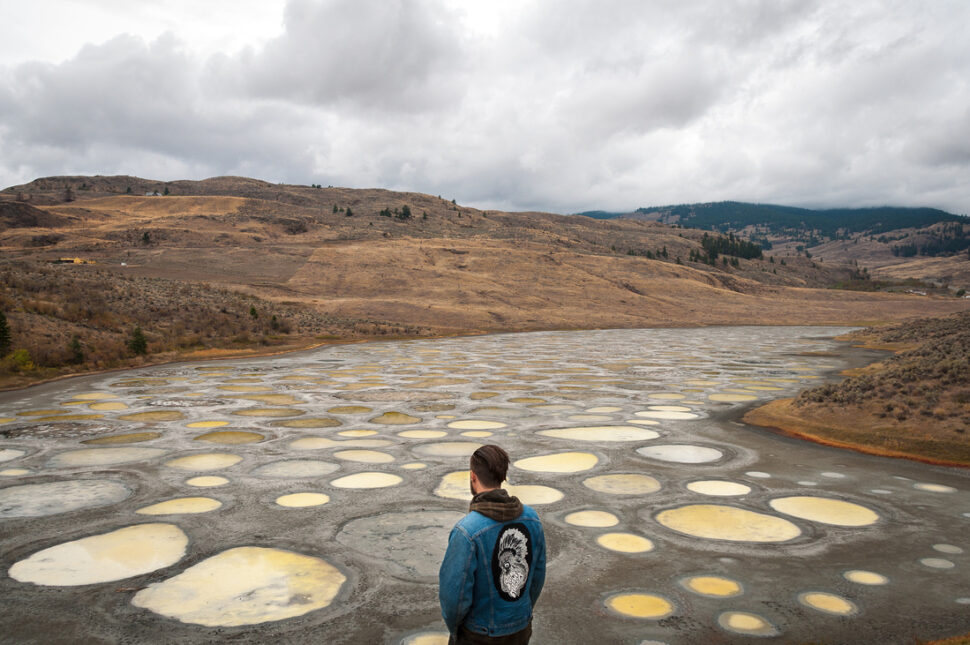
[1,326,969,644]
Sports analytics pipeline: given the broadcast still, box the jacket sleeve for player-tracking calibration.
[529,523,546,609]
[439,526,476,634]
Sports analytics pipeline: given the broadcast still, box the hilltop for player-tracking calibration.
[2,175,969,386]
[593,201,970,290]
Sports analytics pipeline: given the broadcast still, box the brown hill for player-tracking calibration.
[2,174,969,386]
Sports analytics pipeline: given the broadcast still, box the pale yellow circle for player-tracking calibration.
[49,447,167,467]
[596,533,654,553]
[10,523,188,586]
[276,493,330,508]
[195,431,264,444]
[585,406,622,413]
[583,474,661,495]
[0,468,30,476]
[656,504,802,542]
[186,421,230,429]
[165,453,242,471]
[539,426,660,442]
[398,430,448,439]
[338,430,378,437]
[769,496,879,527]
[515,452,599,473]
[82,432,162,445]
[844,570,888,585]
[709,393,758,402]
[648,392,686,400]
[687,480,751,497]
[131,546,346,626]
[70,392,117,401]
[461,431,494,438]
[330,472,403,489]
[681,575,743,598]
[89,402,128,411]
[605,593,674,619]
[718,611,776,636]
[565,510,619,527]
[119,410,185,422]
[137,497,222,515]
[447,420,507,430]
[233,408,304,418]
[914,483,957,493]
[370,412,421,425]
[334,449,395,464]
[799,592,857,615]
[401,463,427,470]
[634,410,699,420]
[185,476,229,487]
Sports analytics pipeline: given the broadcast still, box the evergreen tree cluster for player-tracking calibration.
[696,232,763,262]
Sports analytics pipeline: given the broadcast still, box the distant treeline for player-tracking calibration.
[891,222,970,257]
[632,201,965,239]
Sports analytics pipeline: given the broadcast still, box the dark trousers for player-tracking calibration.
[449,621,532,645]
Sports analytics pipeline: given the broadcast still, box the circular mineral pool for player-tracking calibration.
[370,412,421,425]
[165,453,242,472]
[185,476,229,488]
[276,492,330,508]
[0,448,27,462]
[0,468,30,476]
[717,611,777,636]
[798,591,857,615]
[186,421,230,429]
[655,504,801,542]
[83,432,163,445]
[934,544,964,554]
[89,402,128,411]
[0,480,132,518]
[136,497,222,515]
[920,558,955,569]
[274,417,342,428]
[10,523,188,586]
[328,406,373,414]
[413,442,483,458]
[118,411,185,422]
[583,474,661,495]
[708,393,758,403]
[768,496,879,527]
[447,420,508,430]
[637,444,723,464]
[539,426,660,442]
[686,480,751,497]
[914,482,957,493]
[680,575,743,598]
[596,533,654,553]
[253,460,339,478]
[333,449,395,464]
[69,392,116,401]
[564,510,619,527]
[50,447,168,468]
[514,452,599,473]
[843,570,888,585]
[194,431,264,444]
[604,592,674,619]
[330,472,403,489]
[398,430,448,439]
[233,408,305,418]
[634,410,700,420]
[131,546,346,626]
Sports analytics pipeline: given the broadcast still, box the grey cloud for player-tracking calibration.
[233,0,464,112]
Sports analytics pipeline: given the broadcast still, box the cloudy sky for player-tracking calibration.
[1,1,968,214]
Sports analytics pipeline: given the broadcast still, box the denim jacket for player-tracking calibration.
[439,490,546,637]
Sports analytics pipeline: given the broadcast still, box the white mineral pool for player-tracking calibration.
[10,523,188,586]
[686,480,751,496]
[538,426,660,442]
[583,474,661,495]
[636,445,723,464]
[50,447,167,468]
[165,453,242,471]
[253,460,339,478]
[329,472,403,489]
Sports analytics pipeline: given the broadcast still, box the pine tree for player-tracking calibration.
[128,326,148,355]
[0,311,11,356]
[69,336,84,364]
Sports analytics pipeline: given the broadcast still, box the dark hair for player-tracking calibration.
[470,444,509,488]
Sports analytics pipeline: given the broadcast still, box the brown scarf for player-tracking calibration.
[469,488,524,522]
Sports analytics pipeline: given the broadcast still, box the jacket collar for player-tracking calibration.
[469,488,523,522]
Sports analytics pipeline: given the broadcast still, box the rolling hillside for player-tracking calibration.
[2,175,969,385]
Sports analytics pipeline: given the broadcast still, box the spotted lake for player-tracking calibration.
[1,327,968,644]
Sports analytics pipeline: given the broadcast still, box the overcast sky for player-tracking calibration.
[1,1,968,214]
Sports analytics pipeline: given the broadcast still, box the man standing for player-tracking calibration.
[439,445,546,644]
